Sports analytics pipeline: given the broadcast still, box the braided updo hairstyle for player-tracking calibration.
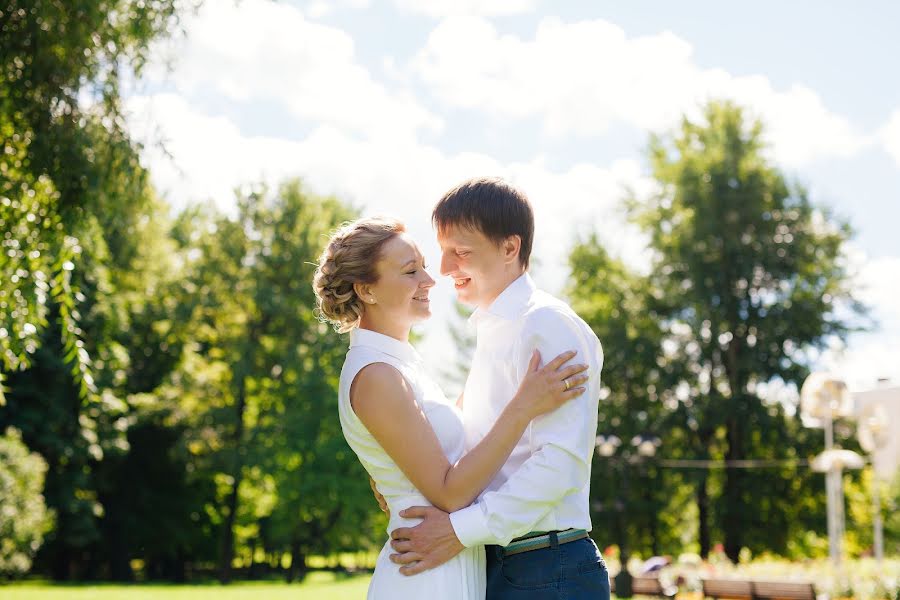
[313,217,406,333]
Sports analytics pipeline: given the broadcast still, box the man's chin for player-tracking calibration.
[453,292,476,307]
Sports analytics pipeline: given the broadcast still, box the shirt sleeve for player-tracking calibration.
[450,307,603,547]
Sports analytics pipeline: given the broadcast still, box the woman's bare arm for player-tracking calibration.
[351,351,587,513]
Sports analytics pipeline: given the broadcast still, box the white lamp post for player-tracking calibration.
[800,372,861,565]
[858,403,890,561]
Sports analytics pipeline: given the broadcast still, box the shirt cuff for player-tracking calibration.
[449,503,492,548]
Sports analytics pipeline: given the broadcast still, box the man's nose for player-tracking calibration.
[440,252,455,276]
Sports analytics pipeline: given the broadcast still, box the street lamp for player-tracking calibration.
[800,372,862,565]
[858,403,890,561]
[595,433,661,598]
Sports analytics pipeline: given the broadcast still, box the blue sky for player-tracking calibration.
[128,0,900,392]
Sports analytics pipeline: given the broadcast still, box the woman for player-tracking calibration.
[312,217,589,599]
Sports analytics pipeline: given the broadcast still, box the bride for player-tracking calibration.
[313,217,589,599]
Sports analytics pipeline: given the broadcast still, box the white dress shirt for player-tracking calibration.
[449,273,604,548]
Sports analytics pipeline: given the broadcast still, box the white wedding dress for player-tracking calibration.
[338,328,485,600]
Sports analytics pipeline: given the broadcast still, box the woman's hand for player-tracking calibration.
[369,476,390,517]
[512,349,589,419]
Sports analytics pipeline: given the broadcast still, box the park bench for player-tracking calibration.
[751,580,817,600]
[609,574,677,598]
[702,578,754,599]
[702,578,817,600]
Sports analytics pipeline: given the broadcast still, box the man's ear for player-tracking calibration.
[501,235,522,265]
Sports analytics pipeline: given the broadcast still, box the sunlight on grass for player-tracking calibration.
[1,572,372,600]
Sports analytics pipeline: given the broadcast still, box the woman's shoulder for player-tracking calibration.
[341,346,418,395]
[343,345,404,375]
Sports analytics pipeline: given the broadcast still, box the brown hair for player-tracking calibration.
[312,217,405,333]
[432,177,534,269]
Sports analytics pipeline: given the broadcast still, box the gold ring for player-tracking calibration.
[564,379,571,391]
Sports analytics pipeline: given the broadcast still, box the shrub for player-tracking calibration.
[0,428,53,578]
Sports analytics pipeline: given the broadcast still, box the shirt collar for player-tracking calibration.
[468,273,536,326]
[350,328,419,363]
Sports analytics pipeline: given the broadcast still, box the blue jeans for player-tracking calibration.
[485,535,610,600]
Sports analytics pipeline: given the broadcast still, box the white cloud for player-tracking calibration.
[147,0,439,140]
[412,17,869,166]
[128,88,899,396]
[821,255,900,390]
[857,256,900,331]
[881,109,900,166]
[393,0,537,18]
[305,0,371,19]
[126,91,650,387]
[129,93,302,214]
[126,6,896,393]
[127,93,647,265]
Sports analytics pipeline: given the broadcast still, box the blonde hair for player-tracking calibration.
[313,217,406,333]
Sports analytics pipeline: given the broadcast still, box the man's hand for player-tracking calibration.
[389,506,465,576]
[369,477,389,517]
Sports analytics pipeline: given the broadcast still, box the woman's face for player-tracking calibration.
[362,233,435,326]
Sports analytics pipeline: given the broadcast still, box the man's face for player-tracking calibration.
[437,224,512,310]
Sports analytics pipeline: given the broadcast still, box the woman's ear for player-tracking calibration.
[354,282,376,305]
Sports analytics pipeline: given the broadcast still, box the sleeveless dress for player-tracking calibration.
[338,328,486,600]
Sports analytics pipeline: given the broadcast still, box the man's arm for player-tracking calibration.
[391,308,603,573]
[450,308,603,547]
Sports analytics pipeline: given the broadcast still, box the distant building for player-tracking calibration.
[852,381,900,480]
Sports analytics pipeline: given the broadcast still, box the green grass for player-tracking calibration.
[1,572,372,600]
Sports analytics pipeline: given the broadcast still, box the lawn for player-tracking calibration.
[1,572,372,600]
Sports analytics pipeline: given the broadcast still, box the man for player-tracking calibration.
[388,177,609,599]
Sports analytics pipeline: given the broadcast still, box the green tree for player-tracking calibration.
[0,427,53,578]
[0,0,190,399]
[2,1,196,578]
[567,237,681,562]
[0,189,196,579]
[631,100,865,561]
[171,180,378,582]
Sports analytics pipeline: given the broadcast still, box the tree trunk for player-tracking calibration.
[697,471,711,559]
[723,413,745,562]
[217,453,244,582]
[108,534,133,581]
[218,369,249,583]
[287,538,307,583]
[103,496,134,582]
[174,548,187,583]
[646,467,660,556]
[722,340,747,563]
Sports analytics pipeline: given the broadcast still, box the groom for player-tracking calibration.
[388,177,609,599]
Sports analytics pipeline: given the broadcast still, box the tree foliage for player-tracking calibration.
[1,9,886,577]
[0,427,53,577]
[0,0,191,398]
[1,0,198,578]
[626,100,865,561]
[168,180,381,582]
[567,237,677,557]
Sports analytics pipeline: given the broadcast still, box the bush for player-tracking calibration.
[0,428,53,578]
